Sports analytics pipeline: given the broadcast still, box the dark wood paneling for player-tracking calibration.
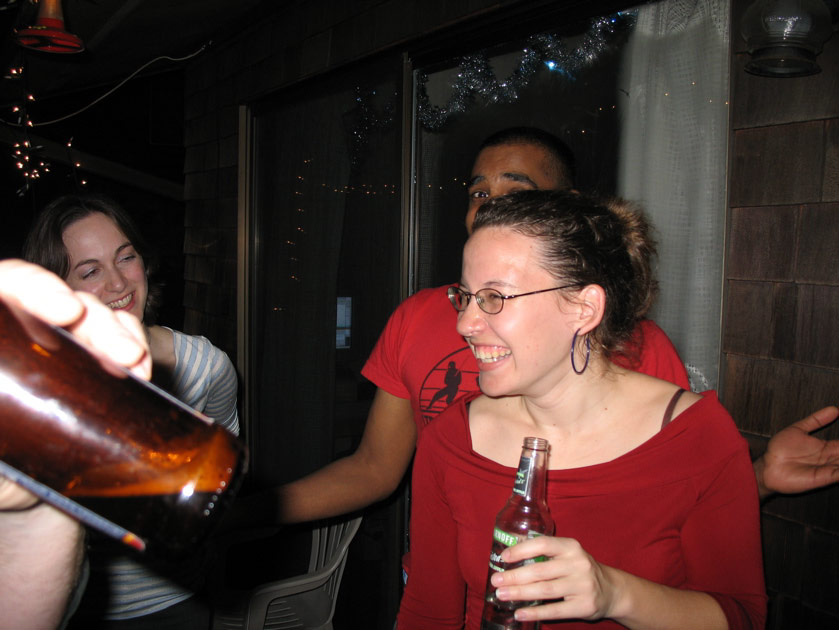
[801,526,839,613]
[219,134,238,169]
[770,282,797,362]
[765,480,839,538]
[183,308,236,356]
[727,205,797,280]
[825,119,839,202]
[218,165,238,198]
[761,514,806,598]
[183,280,235,318]
[720,354,839,438]
[183,227,237,258]
[760,513,839,630]
[217,197,238,229]
[184,255,235,286]
[796,203,839,283]
[723,280,774,355]
[185,110,220,145]
[795,284,839,368]
[184,170,218,200]
[769,591,839,629]
[730,123,825,207]
[184,142,218,174]
[184,199,218,228]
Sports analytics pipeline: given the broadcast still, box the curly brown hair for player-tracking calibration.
[471,189,658,360]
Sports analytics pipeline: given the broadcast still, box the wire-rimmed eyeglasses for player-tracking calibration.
[447,283,578,315]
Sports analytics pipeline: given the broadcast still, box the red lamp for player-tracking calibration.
[15,0,84,54]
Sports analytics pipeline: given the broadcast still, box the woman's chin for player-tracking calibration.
[477,374,510,398]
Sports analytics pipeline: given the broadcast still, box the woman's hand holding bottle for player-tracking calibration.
[490,535,619,624]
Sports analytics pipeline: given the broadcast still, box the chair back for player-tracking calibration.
[212,515,363,630]
[306,516,361,608]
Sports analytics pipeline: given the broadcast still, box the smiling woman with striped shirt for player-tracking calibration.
[23,194,239,630]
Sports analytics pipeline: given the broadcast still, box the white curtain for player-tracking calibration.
[618,0,730,391]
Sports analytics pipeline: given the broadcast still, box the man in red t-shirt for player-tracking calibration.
[243,127,839,526]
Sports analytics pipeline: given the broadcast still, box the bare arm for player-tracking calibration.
[754,406,839,499]
[0,488,85,630]
[602,567,727,630]
[229,388,417,525]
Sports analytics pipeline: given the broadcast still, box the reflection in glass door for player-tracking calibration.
[244,56,404,625]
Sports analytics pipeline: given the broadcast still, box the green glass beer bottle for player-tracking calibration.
[480,437,553,630]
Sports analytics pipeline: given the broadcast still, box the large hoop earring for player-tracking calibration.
[571,329,590,375]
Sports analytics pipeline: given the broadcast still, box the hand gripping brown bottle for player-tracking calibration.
[480,437,553,630]
[0,295,247,559]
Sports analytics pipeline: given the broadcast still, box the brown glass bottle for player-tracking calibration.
[0,295,247,559]
[480,437,553,630]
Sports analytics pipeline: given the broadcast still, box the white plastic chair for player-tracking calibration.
[212,516,362,630]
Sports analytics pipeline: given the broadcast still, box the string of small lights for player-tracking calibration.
[1,43,208,194]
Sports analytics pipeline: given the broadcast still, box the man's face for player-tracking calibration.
[465,142,566,233]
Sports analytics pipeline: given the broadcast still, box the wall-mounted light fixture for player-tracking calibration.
[741,0,833,76]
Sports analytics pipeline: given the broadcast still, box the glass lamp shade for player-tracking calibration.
[741,0,833,76]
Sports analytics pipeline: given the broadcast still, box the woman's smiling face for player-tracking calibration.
[456,226,579,399]
[62,212,148,323]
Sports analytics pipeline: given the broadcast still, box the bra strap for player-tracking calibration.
[661,388,687,430]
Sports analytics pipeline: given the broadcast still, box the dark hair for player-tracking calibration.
[22,194,163,325]
[479,127,576,189]
[471,189,657,359]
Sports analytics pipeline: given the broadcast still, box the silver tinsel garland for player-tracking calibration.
[348,11,636,165]
[416,11,637,130]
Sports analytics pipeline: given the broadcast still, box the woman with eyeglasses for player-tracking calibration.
[397,190,766,630]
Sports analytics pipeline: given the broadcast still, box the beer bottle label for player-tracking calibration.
[489,527,546,572]
[512,456,530,497]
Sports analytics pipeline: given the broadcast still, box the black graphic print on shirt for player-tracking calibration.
[419,345,478,425]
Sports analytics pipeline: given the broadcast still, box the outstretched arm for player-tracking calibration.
[0,259,151,628]
[754,406,839,499]
[226,388,417,526]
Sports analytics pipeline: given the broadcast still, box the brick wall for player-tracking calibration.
[725,0,839,626]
